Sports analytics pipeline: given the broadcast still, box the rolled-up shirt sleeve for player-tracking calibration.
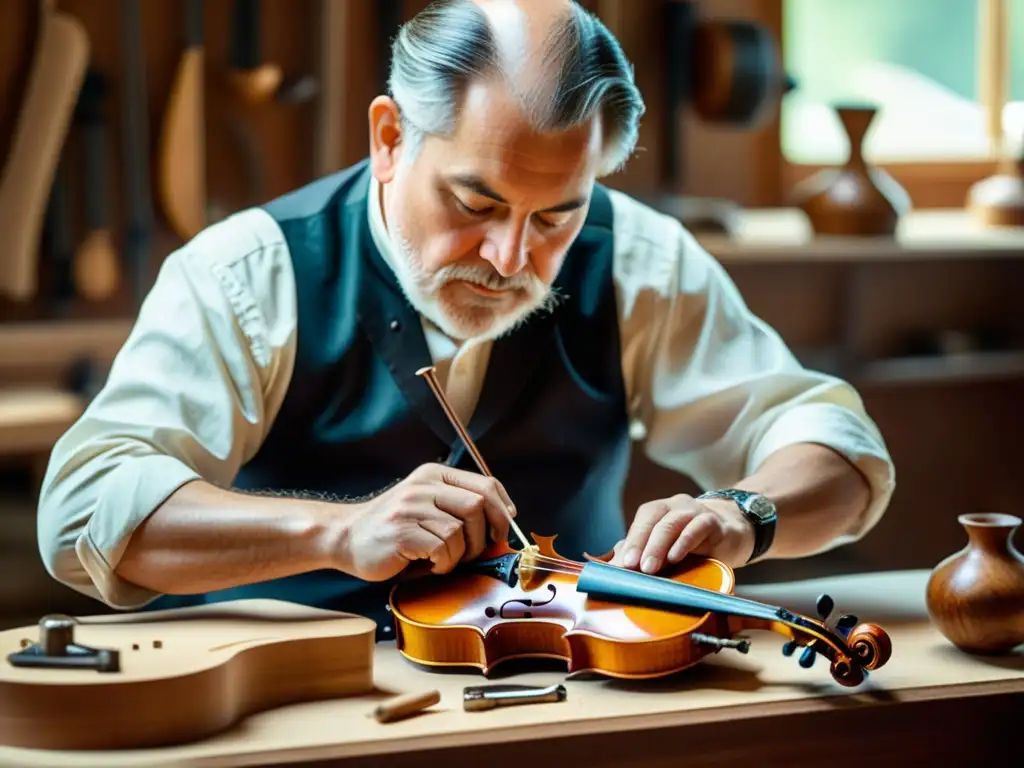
[610,190,895,551]
[36,209,297,609]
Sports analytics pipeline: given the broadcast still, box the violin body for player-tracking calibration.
[390,534,891,687]
[0,600,376,751]
[391,536,735,679]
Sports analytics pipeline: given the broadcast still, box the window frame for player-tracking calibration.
[760,0,1007,210]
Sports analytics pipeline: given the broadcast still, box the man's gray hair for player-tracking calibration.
[387,0,646,177]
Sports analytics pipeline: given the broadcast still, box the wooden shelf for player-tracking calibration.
[0,387,84,457]
[857,349,1024,386]
[0,319,133,370]
[699,208,1024,263]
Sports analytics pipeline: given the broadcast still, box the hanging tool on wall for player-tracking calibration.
[227,0,317,105]
[157,0,207,242]
[220,0,317,210]
[661,0,795,234]
[0,0,89,302]
[314,0,348,177]
[73,69,120,302]
[120,0,156,309]
[42,145,75,316]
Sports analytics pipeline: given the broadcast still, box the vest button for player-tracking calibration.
[389,319,401,331]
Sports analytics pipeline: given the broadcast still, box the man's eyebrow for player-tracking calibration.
[447,174,588,214]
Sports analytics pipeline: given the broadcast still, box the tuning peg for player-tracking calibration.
[781,640,798,656]
[815,593,835,622]
[835,614,859,637]
[799,647,816,668]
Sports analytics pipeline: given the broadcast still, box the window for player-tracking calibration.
[781,0,1024,165]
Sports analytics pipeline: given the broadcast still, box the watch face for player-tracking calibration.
[747,494,776,521]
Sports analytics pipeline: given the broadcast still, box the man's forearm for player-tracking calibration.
[115,480,348,594]
[731,442,873,559]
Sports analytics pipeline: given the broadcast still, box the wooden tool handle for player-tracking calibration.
[314,0,347,176]
[120,0,156,307]
[228,0,281,103]
[372,690,441,723]
[75,69,120,302]
[0,1,89,301]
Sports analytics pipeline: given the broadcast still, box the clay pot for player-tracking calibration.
[925,513,1024,654]
[794,104,912,236]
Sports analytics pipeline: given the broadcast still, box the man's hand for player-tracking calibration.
[336,463,517,582]
[608,494,755,573]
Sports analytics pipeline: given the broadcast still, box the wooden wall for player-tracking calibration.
[0,0,783,325]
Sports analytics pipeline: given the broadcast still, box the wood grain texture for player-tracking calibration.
[0,599,377,751]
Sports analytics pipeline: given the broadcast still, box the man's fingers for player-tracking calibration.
[428,484,487,559]
[417,517,466,573]
[639,507,700,573]
[607,539,627,566]
[395,527,450,571]
[438,468,514,543]
[667,512,720,564]
[620,501,673,569]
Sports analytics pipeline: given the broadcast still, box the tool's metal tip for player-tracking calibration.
[415,366,436,377]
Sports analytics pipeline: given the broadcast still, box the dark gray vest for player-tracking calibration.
[149,161,632,638]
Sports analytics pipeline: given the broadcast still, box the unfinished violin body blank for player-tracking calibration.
[0,599,376,751]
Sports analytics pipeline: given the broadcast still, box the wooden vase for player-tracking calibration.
[966,140,1024,228]
[925,513,1024,654]
[795,104,912,236]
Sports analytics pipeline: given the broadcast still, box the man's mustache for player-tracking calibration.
[437,264,538,291]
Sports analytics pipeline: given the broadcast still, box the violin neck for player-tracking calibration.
[576,561,796,626]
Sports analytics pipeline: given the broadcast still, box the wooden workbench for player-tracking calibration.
[1,570,1020,767]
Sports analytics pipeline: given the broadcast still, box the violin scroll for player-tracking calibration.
[847,622,892,671]
[773,594,892,687]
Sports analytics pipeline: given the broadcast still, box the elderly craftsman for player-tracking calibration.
[36,0,894,634]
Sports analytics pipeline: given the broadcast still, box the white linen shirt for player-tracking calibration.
[36,177,896,610]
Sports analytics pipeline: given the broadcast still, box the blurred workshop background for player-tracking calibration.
[1,0,1022,630]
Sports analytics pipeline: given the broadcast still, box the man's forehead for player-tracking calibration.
[449,80,603,169]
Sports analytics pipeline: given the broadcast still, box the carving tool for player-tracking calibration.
[462,684,567,712]
[119,0,156,307]
[73,69,120,301]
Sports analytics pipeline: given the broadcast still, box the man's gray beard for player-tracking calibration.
[387,223,562,342]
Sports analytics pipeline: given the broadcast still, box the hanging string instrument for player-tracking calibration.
[389,367,892,688]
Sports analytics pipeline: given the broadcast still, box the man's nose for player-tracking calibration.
[483,222,529,277]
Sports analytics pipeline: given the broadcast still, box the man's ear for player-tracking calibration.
[368,96,404,182]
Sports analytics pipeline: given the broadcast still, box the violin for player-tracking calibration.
[389,367,892,688]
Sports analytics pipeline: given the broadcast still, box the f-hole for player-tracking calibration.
[484,584,557,619]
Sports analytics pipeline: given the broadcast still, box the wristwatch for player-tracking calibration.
[696,489,777,563]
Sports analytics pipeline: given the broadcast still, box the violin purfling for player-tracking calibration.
[388,367,892,687]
